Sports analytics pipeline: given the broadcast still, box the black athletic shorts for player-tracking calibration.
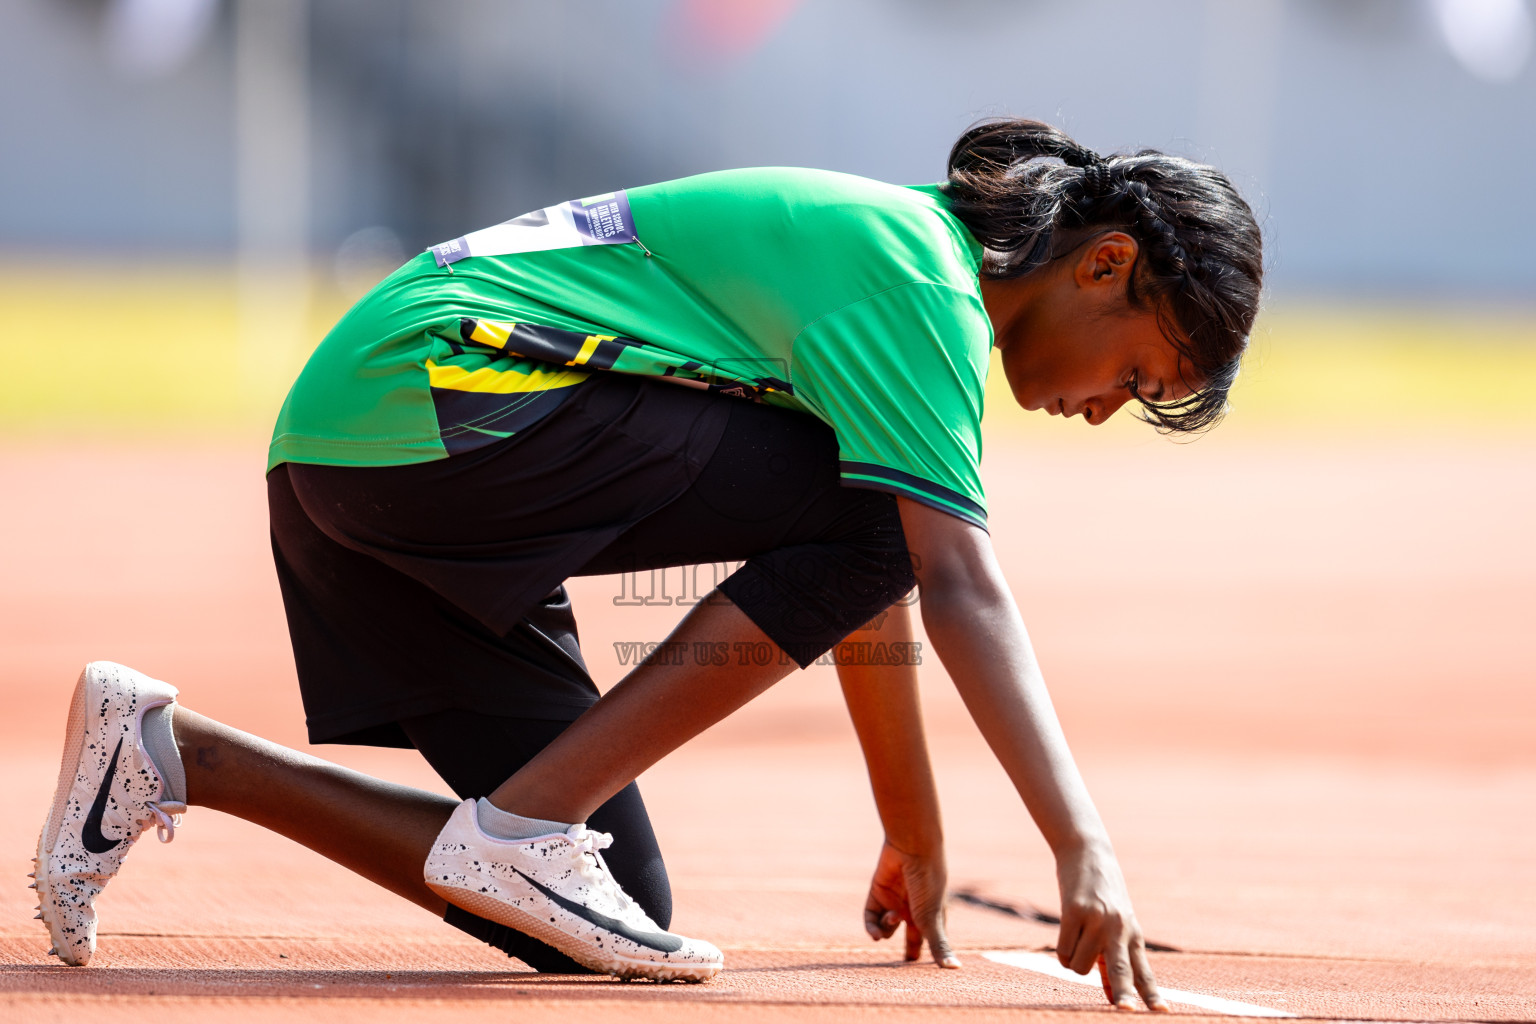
[268,371,917,747]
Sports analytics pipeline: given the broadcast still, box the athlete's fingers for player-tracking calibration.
[868,908,900,941]
[918,904,960,969]
[1068,915,1106,976]
[865,875,904,941]
[1130,936,1169,1011]
[904,920,924,962]
[897,861,958,969]
[864,845,913,944]
[1101,942,1139,1011]
[1056,912,1084,970]
[865,896,901,940]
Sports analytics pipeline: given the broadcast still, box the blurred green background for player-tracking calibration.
[2,0,1534,437]
[4,266,1532,438]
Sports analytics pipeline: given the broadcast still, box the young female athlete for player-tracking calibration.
[33,118,1262,1007]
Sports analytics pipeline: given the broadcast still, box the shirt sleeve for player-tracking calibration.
[789,282,992,529]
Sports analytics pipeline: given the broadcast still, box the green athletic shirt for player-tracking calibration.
[269,167,993,527]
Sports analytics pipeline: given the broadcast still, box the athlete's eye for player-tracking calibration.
[1125,371,1141,396]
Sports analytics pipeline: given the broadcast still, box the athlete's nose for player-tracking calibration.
[1084,391,1133,426]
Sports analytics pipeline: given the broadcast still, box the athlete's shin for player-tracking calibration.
[488,592,793,823]
[174,708,457,913]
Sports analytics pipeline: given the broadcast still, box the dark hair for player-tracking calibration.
[943,118,1264,433]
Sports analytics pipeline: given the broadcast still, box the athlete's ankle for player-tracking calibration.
[141,703,187,806]
[475,797,571,841]
[171,708,224,807]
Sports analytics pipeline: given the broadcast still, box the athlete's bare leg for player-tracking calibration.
[175,710,457,912]
[177,592,791,902]
[489,593,794,820]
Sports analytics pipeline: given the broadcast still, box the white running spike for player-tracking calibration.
[33,913,42,920]
[48,947,57,956]
[33,662,184,968]
[425,799,723,982]
[27,883,36,889]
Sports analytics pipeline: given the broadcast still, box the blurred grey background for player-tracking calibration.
[2,0,1533,298]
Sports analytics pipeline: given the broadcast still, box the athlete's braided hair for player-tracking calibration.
[943,118,1264,433]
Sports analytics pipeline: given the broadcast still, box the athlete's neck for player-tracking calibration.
[979,270,1046,347]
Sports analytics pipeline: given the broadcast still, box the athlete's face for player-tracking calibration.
[982,232,1195,425]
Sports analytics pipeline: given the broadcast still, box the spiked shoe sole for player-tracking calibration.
[426,879,721,983]
[35,667,91,965]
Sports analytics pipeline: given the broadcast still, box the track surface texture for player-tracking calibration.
[3,415,1533,1022]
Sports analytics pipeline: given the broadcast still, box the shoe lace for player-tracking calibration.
[144,800,186,844]
[566,825,640,917]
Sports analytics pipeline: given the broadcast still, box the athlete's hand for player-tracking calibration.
[1055,843,1167,1011]
[864,839,960,968]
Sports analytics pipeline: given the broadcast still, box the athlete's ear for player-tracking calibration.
[1074,232,1138,290]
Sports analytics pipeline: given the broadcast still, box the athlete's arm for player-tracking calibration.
[836,603,957,968]
[895,497,1169,1012]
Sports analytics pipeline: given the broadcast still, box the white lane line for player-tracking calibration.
[983,950,1295,1018]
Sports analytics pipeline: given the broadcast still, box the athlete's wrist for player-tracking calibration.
[881,819,945,859]
[869,778,944,856]
[1046,825,1115,862]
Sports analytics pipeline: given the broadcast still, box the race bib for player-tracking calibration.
[428,190,637,268]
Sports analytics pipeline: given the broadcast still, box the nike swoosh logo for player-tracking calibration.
[510,865,684,953]
[81,738,124,854]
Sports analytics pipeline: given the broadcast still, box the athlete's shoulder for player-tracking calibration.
[630,167,951,222]
[630,167,979,272]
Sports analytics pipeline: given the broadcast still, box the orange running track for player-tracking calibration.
[2,426,1533,1022]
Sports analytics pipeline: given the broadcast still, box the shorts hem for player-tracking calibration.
[306,694,599,747]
